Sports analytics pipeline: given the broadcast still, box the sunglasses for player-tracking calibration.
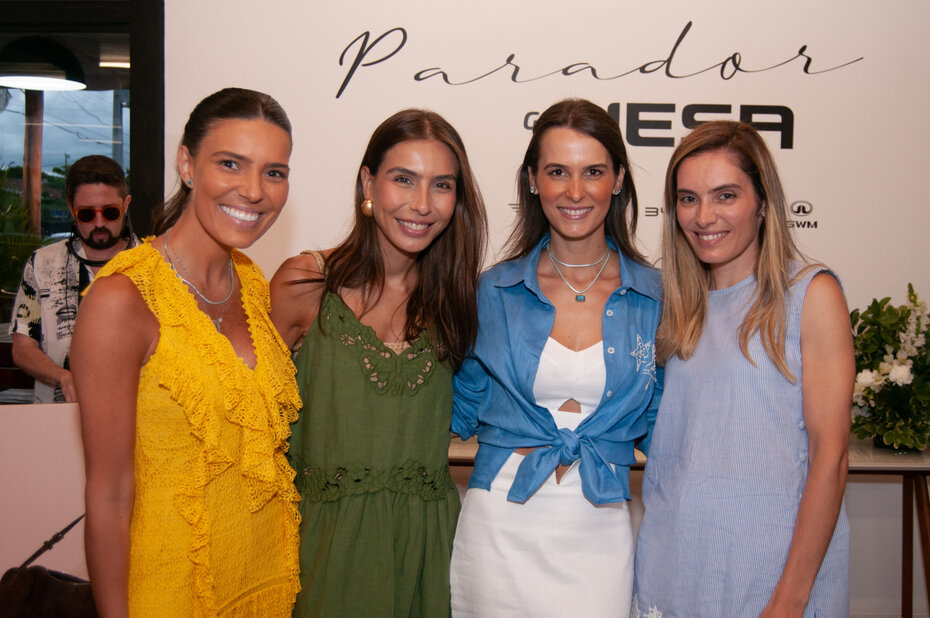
[74,206,123,223]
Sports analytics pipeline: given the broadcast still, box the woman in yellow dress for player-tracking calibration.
[71,88,301,617]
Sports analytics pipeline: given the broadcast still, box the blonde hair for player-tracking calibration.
[657,121,808,382]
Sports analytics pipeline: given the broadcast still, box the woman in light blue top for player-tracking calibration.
[450,99,662,617]
[633,121,853,617]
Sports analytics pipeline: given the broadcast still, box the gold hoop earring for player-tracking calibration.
[361,199,374,218]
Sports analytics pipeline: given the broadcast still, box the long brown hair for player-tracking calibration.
[324,109,488,368]
[153,87,292,235]
[503,98,645,264]
[657,120,807,381]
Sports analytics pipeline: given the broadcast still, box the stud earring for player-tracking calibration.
[186,179,193,187]
[360,199,374,218]
[612,188,622,196]
[529,186,537,195]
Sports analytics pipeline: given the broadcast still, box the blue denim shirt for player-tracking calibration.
[452,235,663,505]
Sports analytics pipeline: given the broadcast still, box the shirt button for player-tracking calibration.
[798,420,805,430]
[607,347,615,354]
[799,452,808,463]
[606,390,613,397]
[619,289,627,296]
[606,309,614,317]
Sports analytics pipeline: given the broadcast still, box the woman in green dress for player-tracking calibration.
[270,109,487,617]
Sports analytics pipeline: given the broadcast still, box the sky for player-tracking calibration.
[0,87,130,174]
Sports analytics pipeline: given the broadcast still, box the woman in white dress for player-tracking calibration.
[450,99,663,617]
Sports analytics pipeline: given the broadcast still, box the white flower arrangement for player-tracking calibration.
[851,284,930,450]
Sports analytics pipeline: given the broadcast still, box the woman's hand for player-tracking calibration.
[758,597,804,618]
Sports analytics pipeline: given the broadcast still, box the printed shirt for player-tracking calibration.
[452,235,663,505]
[8,236,138,402]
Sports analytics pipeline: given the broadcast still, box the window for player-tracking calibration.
[0,41,130,236]
[0,1,163,321]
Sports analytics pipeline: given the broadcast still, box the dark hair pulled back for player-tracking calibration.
[153,87,291,235]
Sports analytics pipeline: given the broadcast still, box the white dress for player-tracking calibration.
[451,338,634,617]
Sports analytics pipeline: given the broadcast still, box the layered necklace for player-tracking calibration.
[164,229,234,331]
[545,240,610,302]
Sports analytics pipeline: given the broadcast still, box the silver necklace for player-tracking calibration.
[164,229,234,330]
[545,242,611,302]
[546,243,610,268]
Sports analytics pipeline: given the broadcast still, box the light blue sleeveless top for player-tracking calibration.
[633,265,849,617]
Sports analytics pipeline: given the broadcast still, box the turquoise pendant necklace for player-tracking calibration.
[545,242,610,302]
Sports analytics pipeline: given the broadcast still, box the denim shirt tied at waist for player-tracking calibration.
[452,235,663,506]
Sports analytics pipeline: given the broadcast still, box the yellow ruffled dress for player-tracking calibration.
[94,241,301,617]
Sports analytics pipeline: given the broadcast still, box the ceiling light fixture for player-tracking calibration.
[0,36,86,91]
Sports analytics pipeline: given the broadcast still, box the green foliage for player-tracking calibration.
[850,284,930,450]
[851,298,903,372]
[0,166,42,293]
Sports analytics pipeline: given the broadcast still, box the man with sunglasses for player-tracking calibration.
[9,155,139,403]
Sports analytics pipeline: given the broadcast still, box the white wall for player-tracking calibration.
[0,404,87,578]
[165,0,930,311]
[846,475,926,617]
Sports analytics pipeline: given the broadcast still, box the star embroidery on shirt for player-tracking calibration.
[631,333,656,387]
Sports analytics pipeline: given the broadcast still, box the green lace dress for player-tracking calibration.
[290,292,460,618]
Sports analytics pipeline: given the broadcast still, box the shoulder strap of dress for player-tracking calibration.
[299,249,327,275]
[788,262,840,315]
